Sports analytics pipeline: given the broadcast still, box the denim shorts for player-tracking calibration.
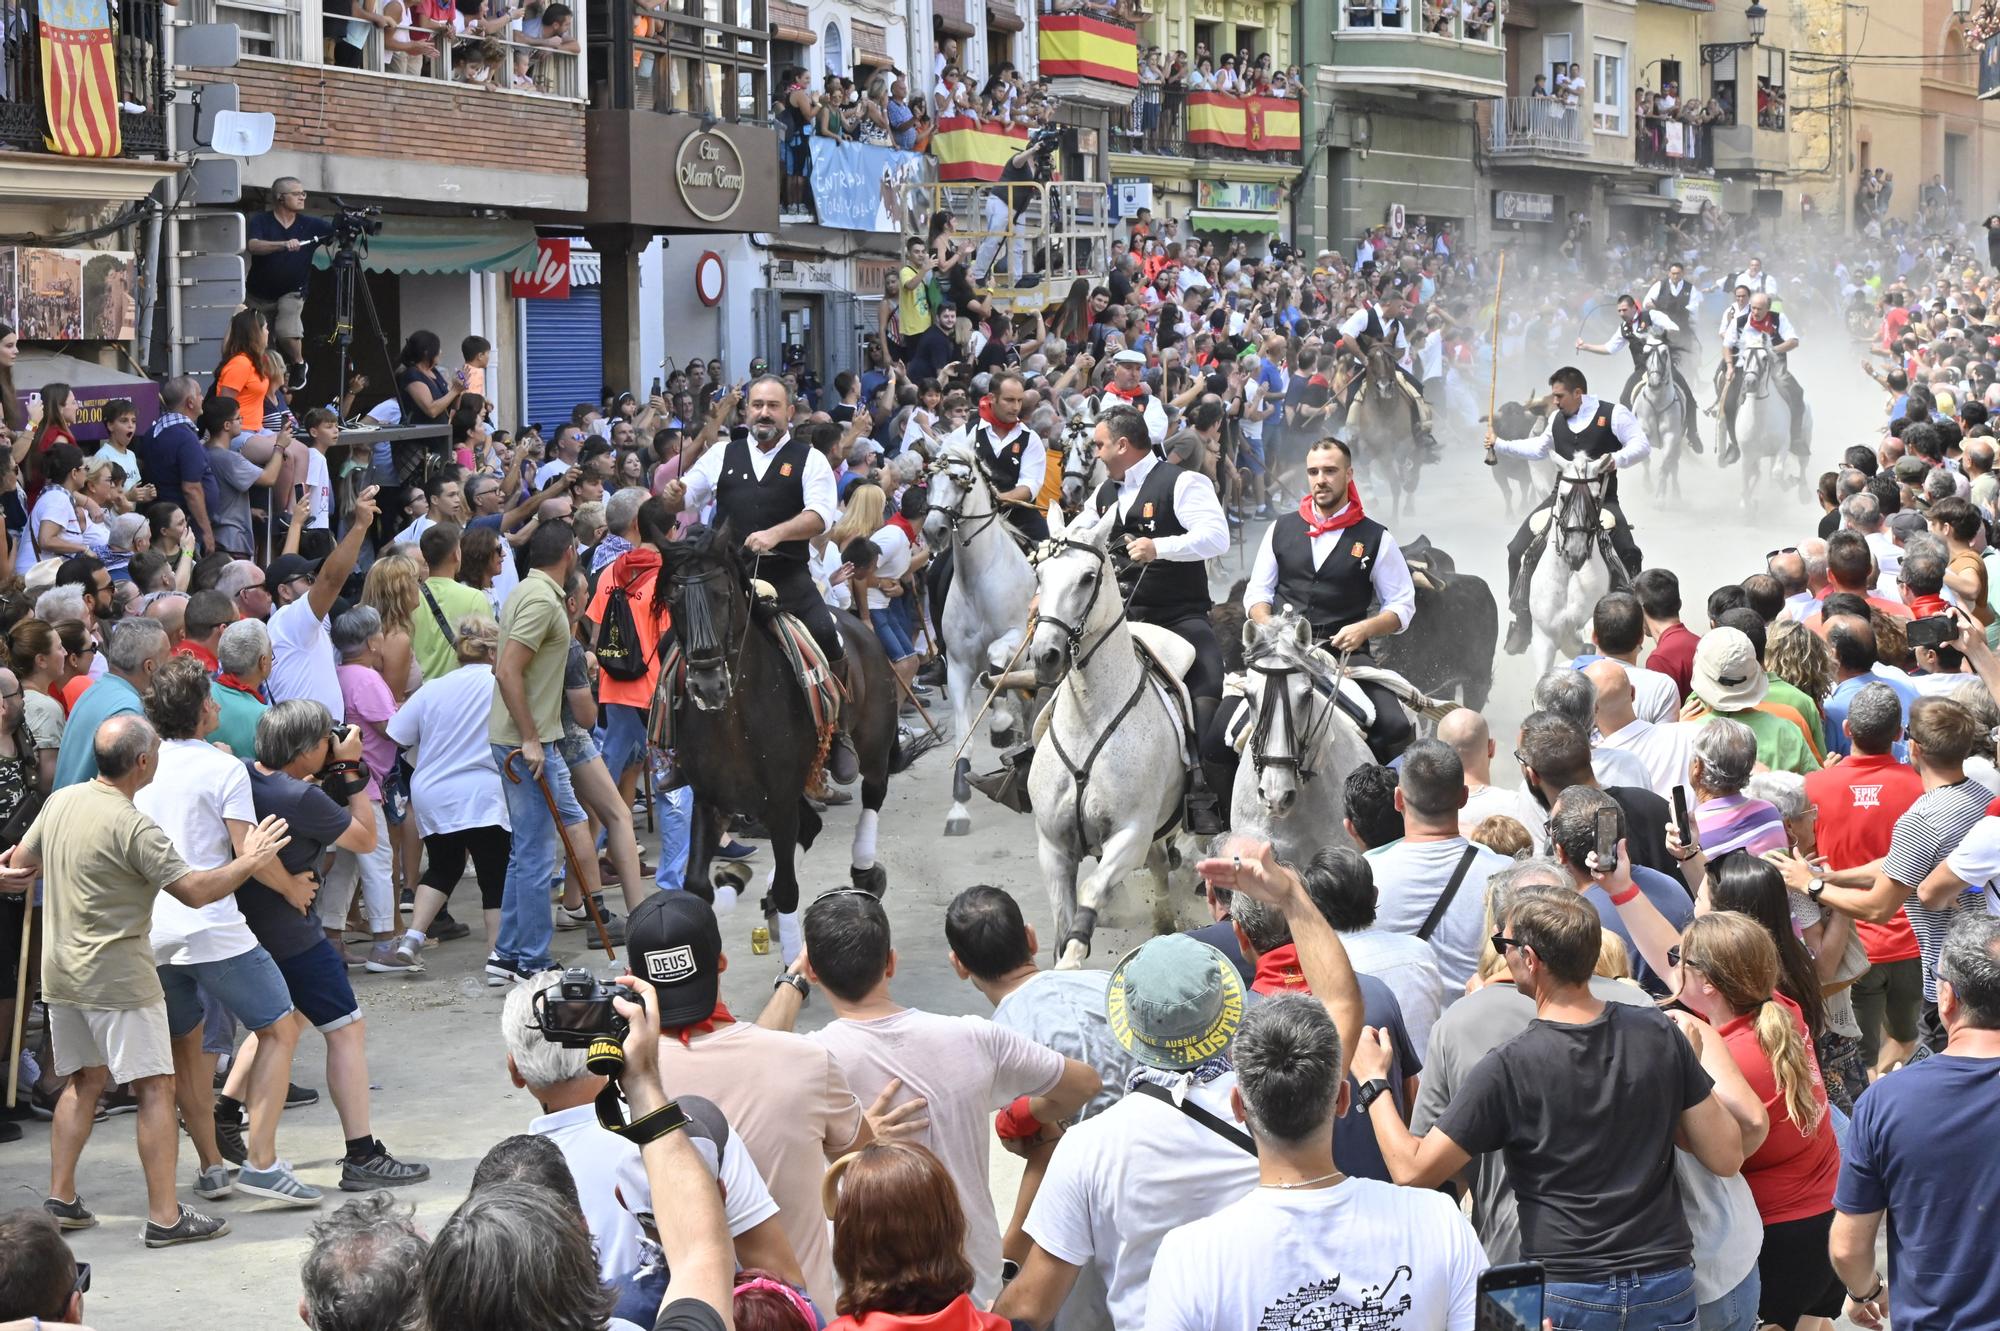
[273,938,364,1033]
[159,947,295,1039]
[557,730,602,773]
[872,600,917,661]
[1238,434,1267,476]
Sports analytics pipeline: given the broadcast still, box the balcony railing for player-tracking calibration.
[1489,95,1587,156]
[1339,0,1498,44]
[584,0,765,116]
[1116,86,1302,163]
[0,0,168,157]
[1636,117,1712,172]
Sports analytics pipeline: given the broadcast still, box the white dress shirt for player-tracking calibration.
[1731,269,1778,297]
[1601,309,1680,356]
[1716,299,1751,341]
[1595,716,1699,801]
[1101,451,1229,562]
[949,416,1048,497]
[1643,279,1693,311]
[1246,503,1416,632]
[1490,394,1652,470]
[680,431,838,534]
[1093,387,1169,447]
[1722,310,1797,350]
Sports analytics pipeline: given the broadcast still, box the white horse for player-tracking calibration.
[1058,413,1106,512]
[1525,452,1617,677]
[1731,339,1811,508]
[1631,335,1686,500]
[923,440,1038,837]
[1230,609,1378,864]
[1026,503,1186,969]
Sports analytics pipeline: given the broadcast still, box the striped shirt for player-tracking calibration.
[1882,778,1992,1000]
[1696,794,1789,860]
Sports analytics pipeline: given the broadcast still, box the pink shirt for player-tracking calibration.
[336,662,397,800]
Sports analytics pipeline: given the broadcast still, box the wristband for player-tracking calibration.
[620,1097,690,1146]
[1608,883,1640,906]
[1851,1278,1884,1303]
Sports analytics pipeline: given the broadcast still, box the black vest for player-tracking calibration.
[1621,316,1650,372]
[1270,511,1387,642]
[713,435,813,566]
[1552,401,1623,506]
[1654,280,1692,322]
[973,420,1028,492]
[1093,459,1211,622]
[1359,307,1402,352]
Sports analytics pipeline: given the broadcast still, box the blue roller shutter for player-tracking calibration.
[523,285,603,435]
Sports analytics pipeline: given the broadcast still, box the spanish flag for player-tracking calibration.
[932,116,1030,182]
[1187,93,1301,151]
[40,0,122,158]
[1038,13,1138,88]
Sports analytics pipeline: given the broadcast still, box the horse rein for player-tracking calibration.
[927,452,1038,552]
[1030,536,1128,673]
[1245,655,1340,784]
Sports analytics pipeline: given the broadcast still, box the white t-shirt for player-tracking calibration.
[865,523,912,612]
[305,448,332,530]
[1458,782,1518,835]
[811,1008,1066,1307]
[1026,1071,1260,1330]
[1946,816,2000,914]
[392,513,435,548]
[92,443,144,490]
[385,663,511,837]
[1364,837,1515,993]
[267,594,346,723]
[1145,1179,1486,1331]
[30,487,83,552]
[139,738,260,966]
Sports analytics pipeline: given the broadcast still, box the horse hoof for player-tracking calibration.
[1055,940,1090,971]
[850,863,889,898]
[944,805,972,837]
[1165,843,1183,870]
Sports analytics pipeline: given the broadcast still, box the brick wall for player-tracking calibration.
[191,60,585,179]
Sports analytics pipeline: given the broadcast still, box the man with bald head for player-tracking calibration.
[1767,548,1812,622]
[144,591,191,650]
[1586,659,1696,800]
[1436,708,1516,832]
[1823,612,1918,758]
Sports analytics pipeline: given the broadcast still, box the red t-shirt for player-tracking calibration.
[1880,305,1911,349]
[1805,752,1924,964]
[1644,622,1700,701]
[1718,992,1840,1224]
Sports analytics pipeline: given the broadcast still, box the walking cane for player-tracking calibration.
[952,626,1035,768]
[505,749,617,961]
[5,896,31,1109]
[1485,250,1506,468]
[891,667,944,741]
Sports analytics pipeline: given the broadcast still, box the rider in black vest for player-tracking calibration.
[1334,287,1440,460]
[1577,292,1704,454]
[1485,366,1651,656]
[663,375,858,780]
[1717,291,1809,468]
[959,370,1050,542]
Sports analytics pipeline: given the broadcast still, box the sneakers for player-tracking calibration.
[485,954,549,986]
[363,939,424,974]
[98,1086,139,1117]
[214,1101,248,1166]
[194,1164,237,1200]
[145,1203,231,1248]
[44,1194,97,1230]
[716,839,760,862]
[389,934,424,969]
[556,901,627,944]
[430,909,470,942]
[340,1142,430,1192]
[397,887,415,916]
[284,361,309,394]
[237,1159,324,1207]
[286,1083,320,1109]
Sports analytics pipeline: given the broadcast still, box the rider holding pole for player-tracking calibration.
[1576,293,1704,454]
[1333,288,1440,461]
[1485,366,1652,657]
[947,370,1050,542]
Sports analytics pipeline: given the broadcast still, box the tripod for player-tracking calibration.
[327,232,395,430]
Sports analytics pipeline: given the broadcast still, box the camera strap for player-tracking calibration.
[594,1083,690,1146]
[1418,845,1480,943]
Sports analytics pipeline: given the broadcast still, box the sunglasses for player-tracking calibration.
[1491,933,1522,956]
[1766,546,1799,558]
[1668,944,1684,970]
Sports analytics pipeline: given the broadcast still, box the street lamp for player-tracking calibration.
[1702,2,1767,64]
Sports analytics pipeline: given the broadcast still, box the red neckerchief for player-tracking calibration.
[1104,381,1149,402]
[668,1000,735,1047]
[177,640,219,673]
[888,512,918,545]
[1251,943,1310,995]
[214,672,266,703]
[1300,483,1367,537]
[978,397,1006,431]
[1749,311,1779,335]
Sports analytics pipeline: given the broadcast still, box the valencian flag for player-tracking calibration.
[1038,13,1138,87]
[932,115,1029,182]
[40,0,124,157]
[1186,93,1300,151]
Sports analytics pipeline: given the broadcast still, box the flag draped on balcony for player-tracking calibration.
[932,116,1029,182]
[39,0,124,157]
[1186,94,1300,151]
[1037,13,1138,87]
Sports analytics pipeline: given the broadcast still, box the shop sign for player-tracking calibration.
[1673,177,1725,215]
[1195,179,1280,212]
[676,131,748,225]
[1493,191,1555,224]
[510,238,572,300]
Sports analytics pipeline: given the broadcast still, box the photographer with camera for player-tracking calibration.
[245,178,335,395]
[972,128,1057,290]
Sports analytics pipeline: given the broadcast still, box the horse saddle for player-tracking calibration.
[1527,505,1617,537]
[1032,621,1195,749]
[1400,535,1455,594]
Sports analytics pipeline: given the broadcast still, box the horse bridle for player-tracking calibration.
[1642,336,1673,389]
[1737,343,1775,401]
[1031,537,1129,673]
[668,556,755,691]
[1552,469,1608,570]
[928,448,1036,550]
[1245,654,1339,783]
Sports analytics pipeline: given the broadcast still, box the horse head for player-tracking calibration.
[1364,342,1400,397]
[1028,503,1120,687]
[1551,452,1610,571]
[1238,607,1338,817]
[1737,341,1772,398]
[659,520,749,712]
[922,439,989,546]
[1642,335,1672,391]
[1059,413,1099,510]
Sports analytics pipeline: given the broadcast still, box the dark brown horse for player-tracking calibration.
[656,524,900,944]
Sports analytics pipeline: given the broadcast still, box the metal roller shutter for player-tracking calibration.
[523,286,604,435]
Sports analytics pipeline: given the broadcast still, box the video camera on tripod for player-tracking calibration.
[330,201,384,248]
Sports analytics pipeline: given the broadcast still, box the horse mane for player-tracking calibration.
[652,522,742,608]
[1243,617,1340,694]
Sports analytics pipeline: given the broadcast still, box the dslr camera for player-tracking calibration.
[1270,239,1298,264]
[319,724,370,802]
[533,968,631,1049]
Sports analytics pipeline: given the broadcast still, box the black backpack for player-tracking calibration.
[594,574,647,682]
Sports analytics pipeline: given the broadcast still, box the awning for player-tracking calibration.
[769,0,813,42]
[772,23,815,43]
[311,216,539,275]
[853,19,890,61]
[1187,209,1279,235]
[986,0,1025,33]
[1606,192,1674,210]
[932,0,975,38]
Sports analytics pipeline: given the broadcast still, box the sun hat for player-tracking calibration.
[1106,934,1246,1070]
[1691,626,1768,713]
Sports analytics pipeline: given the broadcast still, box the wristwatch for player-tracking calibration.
[773,972,811,1002]
[1808,867,1828,903]
[1355,1078,1391,1113]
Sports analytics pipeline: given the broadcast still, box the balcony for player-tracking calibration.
[1711,121,1786,175]
[1636,116,1713,173]
[1114,88,1302,165]
[1326,0,1505,100]
[1488,95,1588,157]
[0,0,176,198]
[1038,2,1140,110]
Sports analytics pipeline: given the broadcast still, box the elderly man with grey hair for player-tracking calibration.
[1145,994,1487,1331]
[1687,716,1788,858]
[211,618,274,759]
[299,1192,428,1331]
[591,486,648,577]
[34,583,87,630]
[1530,666,1654,792]
[215,557,273,621]
[51,617,170,789]
[498,971,801,1305]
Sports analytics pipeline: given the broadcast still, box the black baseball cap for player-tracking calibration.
[626,891,723,1028]
[263,553,323,590]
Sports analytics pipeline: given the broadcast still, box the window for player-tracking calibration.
[615,0,767,118]
[1710,50,1739,126]
[1592,40,1626,134]
[822,21,844,78]
[1756,47,1785,130]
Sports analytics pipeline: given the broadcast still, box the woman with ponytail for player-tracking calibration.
[1678,910,1845,1331]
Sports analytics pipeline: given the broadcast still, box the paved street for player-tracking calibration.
[0,334,1875,1328]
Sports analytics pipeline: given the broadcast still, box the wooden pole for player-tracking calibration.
[1484,250,1507,467]
[6,897,31,1109]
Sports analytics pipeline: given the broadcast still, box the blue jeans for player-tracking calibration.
[1547,1265,1698,1331]
[601,703,649,780]
[1698,1265,1760,1331]
[492,743,583,972]
[655,783,692,892]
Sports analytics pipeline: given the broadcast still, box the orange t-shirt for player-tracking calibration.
[585,548,668,706]
[216,353,272,432]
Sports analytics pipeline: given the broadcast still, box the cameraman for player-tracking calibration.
[244,178,334,394]
[973,130,1054,289]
